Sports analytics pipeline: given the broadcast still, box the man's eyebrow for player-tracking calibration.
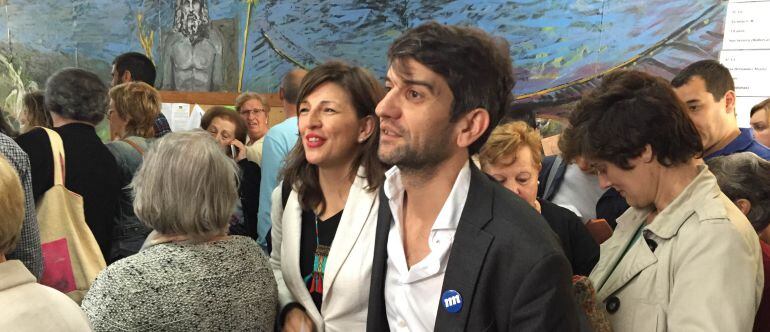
[386,75,435,94]
[402,79,435,94]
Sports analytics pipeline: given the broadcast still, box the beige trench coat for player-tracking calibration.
[589,166,763,331]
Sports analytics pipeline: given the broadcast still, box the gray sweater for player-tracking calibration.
[82,235,277,331]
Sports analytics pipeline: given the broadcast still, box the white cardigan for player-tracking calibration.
[270,167,378,332]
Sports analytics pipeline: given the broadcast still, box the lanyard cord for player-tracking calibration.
[598,223,646,291]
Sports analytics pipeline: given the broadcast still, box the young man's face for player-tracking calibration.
[110,65,122,87]
[674,75,734,154]
[376,58,457,169]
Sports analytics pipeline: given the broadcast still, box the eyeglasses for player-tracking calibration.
[239,109,267,117]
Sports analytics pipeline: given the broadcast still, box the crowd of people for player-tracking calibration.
[0,21,769,331]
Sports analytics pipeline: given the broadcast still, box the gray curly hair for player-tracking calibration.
[44,68,108,125]
[708,152,770,233]
[130,130,240,242]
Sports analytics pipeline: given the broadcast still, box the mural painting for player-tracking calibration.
[0,0,726,136]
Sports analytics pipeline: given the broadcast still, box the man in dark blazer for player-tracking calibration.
[368,22,579,331]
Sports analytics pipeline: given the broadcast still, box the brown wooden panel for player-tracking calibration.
[159,91,282,107]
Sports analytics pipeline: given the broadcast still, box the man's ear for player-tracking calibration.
[279,87,285,101]
[455,108,490,149]
[121,70,133,83]
[641,144,655,163]
[734,198,752,216]
[724,90,736,115]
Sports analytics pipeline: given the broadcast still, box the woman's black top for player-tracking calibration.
[539,199,600,276]
[16,124,120,261]
[230,159,260,240]
[299,209,342,312]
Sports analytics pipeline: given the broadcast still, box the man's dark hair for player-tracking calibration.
[671,59,734,101]
[561,70,702,169]
[387,21,516,154]
[113,52,156,86]
[281,69,306,105]
[501,104,537,129]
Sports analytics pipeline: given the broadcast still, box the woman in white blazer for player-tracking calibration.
[270,61,385,332]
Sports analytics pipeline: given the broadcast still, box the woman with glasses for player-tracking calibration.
[236,92,270,165]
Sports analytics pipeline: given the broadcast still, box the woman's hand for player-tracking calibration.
[230,139,247,162]
[531,199,542,214]
[283,307,315,332]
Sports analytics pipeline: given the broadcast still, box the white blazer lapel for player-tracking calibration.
[282,191,323,322]
[321,168,377,304]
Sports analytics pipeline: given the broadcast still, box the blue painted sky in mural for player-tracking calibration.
[0,0,722,95]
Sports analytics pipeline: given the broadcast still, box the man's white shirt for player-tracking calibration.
[383,161,471,331]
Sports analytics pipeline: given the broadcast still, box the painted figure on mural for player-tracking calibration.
[161,0,224,91]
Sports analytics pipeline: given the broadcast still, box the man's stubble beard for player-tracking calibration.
[378,127,454,176]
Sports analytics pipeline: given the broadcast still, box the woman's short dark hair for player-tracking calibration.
[200,106,248,143]
[387,21,516,154]
[281,61,385,214]
[45,68,109,125]
[561,70,702,169]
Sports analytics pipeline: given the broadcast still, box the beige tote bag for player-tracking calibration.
[36,127,106,304]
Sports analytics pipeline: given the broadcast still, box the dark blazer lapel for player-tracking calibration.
[434,164,494,331]
[366,188,393,331]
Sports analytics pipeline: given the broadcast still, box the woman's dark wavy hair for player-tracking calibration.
[561,70,702,169]
[281,61,386,214]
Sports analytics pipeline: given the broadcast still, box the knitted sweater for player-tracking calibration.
[82,235,277,331]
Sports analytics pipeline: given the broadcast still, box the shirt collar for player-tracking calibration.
[0,260,36,291]
[705,128,754,160]
[384,161,472,232]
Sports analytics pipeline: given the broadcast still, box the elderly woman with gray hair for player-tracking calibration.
[16,68,120,261]
[81,130,277,331]
[708,152,770,332]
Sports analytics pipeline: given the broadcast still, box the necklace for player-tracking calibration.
[304,214,331,294]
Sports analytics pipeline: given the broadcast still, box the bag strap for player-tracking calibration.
[281,180,291,209]
[40,127,66,186]
[543,155,564,199]
[121,138,145,155]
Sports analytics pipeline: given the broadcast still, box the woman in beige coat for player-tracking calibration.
[561,70,763,331]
